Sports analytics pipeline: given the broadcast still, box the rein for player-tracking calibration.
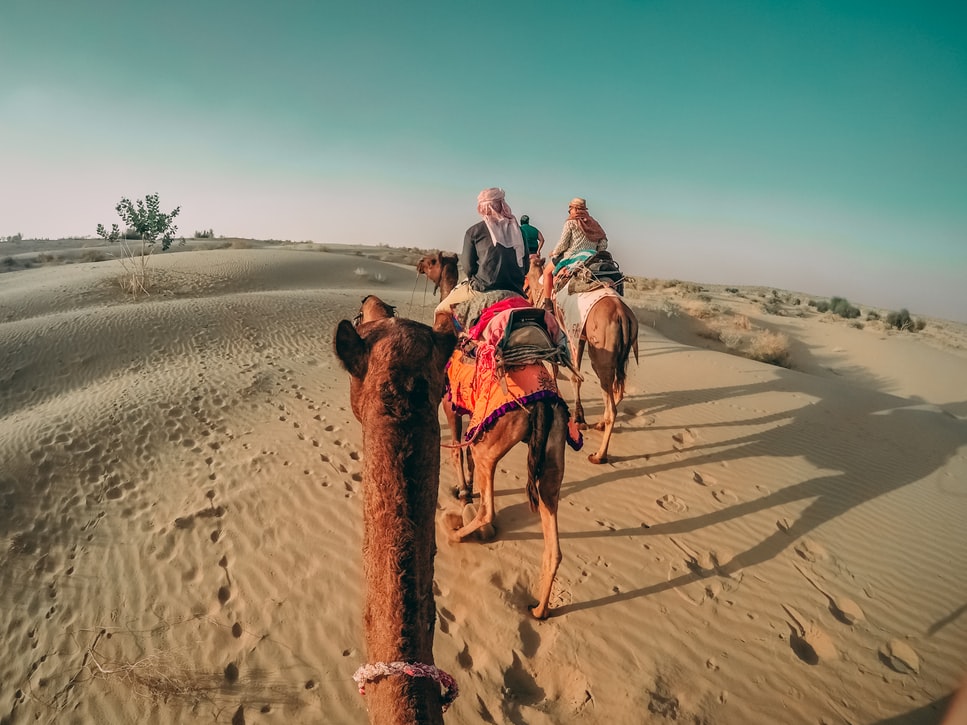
[353,660,459,712]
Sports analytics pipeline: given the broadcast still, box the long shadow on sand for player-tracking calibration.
[497,369,967,616]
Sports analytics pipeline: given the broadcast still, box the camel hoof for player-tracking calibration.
[593,421,607,432]
[443,511,464,541]
[528,603,551,620]
[588,453,608,465]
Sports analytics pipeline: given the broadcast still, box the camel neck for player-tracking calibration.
[360,425,444,724]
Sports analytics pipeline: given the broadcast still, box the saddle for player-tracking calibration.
[567,251,625,296]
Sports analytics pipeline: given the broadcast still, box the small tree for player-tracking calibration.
[96,194,181,297]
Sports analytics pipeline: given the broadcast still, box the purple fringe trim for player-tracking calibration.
[464,391,583,451]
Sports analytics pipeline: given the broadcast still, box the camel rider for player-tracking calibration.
[542,197,608,302]
[434,188,527,320]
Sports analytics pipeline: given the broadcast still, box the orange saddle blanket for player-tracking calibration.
[446,348,582,449]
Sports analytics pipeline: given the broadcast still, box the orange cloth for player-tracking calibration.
[445,347,581,449]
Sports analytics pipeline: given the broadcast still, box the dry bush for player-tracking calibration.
[733,315,751,330]
[719,328,745,350]
[746,330,791,367]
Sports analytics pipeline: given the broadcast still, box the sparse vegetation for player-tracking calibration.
[1,233,23,242]
[96,193,182,297]
[885,308,926,332]
[193,228,215,239]
[746,330,792,367]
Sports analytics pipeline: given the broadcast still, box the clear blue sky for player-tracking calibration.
[2,0,965,320]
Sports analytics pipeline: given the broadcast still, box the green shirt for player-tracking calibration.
[520,223,541,254]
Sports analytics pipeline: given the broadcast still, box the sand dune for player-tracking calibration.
[1,244,965,724]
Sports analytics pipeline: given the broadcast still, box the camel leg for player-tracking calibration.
[572,339,586,425]
[588,385,617,465]
[444,406,471,500]
[448,456,496,542]
[529,499,561,620]
[529,405,566,618]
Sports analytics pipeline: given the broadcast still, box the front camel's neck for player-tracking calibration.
[438,259,458,300]
[360,422,444,725]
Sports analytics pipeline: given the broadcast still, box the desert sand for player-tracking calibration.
[1,240,965,724]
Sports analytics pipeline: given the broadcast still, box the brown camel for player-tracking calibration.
[334,299,458,723]
[372,283,570,620]
[525,258,639,464]
[415,253,473,496]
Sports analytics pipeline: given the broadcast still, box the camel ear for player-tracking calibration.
[334,319,368,379]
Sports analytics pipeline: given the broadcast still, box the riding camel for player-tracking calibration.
[524,256,639,464]
[334,296,459,722]
[367,287,570,620]
[418,251,637,465]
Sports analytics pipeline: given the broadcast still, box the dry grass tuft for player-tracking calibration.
[746,330,792,367]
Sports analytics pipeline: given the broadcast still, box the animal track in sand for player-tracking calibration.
[782,604,838,664]
[794,538,829,563]
[711,488,738,504]
[879,639,920,674]
[692,470,717,486]
[672,428,697,449]
[793,564,865,625]
[657,494,688,513]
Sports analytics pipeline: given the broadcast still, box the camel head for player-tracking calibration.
[335,302,456,423]
[355,294,396,326]
[416,252,458,295]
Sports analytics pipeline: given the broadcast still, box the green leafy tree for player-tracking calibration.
[96,193,181,296]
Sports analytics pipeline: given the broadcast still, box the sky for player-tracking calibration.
[1,0,965,321]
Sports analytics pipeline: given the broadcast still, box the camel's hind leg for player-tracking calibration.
[529,405,566,619]
[446,412,526,543]
[571,339,587,425]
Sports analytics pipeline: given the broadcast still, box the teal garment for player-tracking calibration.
[520,223,541,255]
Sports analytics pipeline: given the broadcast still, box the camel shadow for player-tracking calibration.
[499,370,967,617]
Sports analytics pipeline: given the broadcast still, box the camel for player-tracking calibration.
[334,298,459,723]
[370,285,570,620]
[415,252,473,496]
[525,257,639,464]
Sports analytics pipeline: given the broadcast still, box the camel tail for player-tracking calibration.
[525,399,553,512]
[615,307,638,399]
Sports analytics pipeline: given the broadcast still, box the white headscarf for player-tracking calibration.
[477,187,525,266]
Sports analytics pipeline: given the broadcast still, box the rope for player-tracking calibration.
[353,660,459,711]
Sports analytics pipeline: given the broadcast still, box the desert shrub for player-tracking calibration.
[719,328,744,350]
[36,253,62,265]
[3,256,16,267]
[193,228,214,239]
[866,310,881,321]
[725,287,739,294]
[829,297,861,319]
[761,300,783,316]
[885,308,925,332]
[849,320,864,329]
[96,193,182,297]
[813,300,830,313]
[747,330,791,367]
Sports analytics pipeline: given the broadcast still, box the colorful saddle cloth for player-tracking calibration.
[445,349,582,449]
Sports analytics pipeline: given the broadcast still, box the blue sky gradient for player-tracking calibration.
[2,0,965,320]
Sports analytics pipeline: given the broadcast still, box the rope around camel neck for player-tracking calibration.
[353,661,459,711]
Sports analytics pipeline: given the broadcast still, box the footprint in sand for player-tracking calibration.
[794,538,829,563]
[782,604,838,665]
[672,428,697,449]
[692,470,717,486]
[657,494,688,513]
[712,488,738,504]
[793,564,865,625]
[879,639,920,674]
